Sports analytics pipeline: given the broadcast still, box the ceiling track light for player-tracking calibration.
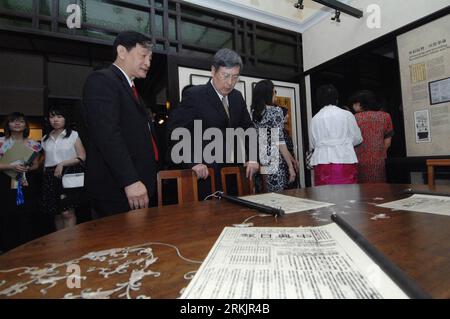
[294,0,363,19]
[294,0,304,9]
[331,10,341,23]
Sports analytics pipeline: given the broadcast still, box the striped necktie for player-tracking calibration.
[222,96,230,119]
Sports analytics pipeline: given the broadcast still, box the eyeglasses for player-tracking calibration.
[217,72,240,82]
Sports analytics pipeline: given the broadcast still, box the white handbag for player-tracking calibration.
[62,173,84,188]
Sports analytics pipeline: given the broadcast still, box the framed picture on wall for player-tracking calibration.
[190,74,210,85]
[235,81,246,101]
[252,81,295,136]
[429,77,450,105]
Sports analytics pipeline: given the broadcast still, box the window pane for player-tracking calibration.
[155,0,163,9]
[180,49,213,60]
[168,1,176,11]
[121,0,150,7]
[58,27,116,42]
[39,0,51,16]
[181,20,232,50]
[181,6,233,27]
[39,22,51,31]
[168,17,176,41]
[59,0,150,33]
[255,38,296,65]
[154,13,163,37]
[247,35,253,55]
[58,0,72,16]
[0,0,33,14]
[154,42,164,51]
[169,44,177,53]
[257,61,297,76]
[236,33,243,53]
[0,16,32,28]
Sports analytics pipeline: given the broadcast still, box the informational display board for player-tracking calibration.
[397,15,450,157]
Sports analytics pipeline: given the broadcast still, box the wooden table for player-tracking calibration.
[0,183,449,299]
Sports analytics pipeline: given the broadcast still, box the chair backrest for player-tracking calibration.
[157,168,215,206]
[426,159,450,187]
[220,166,255,196]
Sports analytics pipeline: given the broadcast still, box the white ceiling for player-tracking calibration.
[183,0,355,33]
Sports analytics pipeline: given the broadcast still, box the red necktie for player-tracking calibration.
[151,134,159,162]
[131,85,139,101]
[131,85,159,161]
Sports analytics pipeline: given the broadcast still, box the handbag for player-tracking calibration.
[62,172,84,188]
[62,159,85,189]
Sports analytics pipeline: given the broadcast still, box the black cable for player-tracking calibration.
[331,213,431,299]
[218,192,285,217]
[404,188,450,197]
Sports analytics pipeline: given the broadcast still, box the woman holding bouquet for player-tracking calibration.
[0,112,42,252]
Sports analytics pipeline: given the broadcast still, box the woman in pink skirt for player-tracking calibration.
[309,85,363,186]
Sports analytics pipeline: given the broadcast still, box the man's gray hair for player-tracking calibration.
[212,48,243,71]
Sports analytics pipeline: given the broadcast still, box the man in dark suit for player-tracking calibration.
[167,48,259,195]
[82,31,158,217]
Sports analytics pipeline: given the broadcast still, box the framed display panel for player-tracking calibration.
[428,77,450,105]
[397,15,450,157]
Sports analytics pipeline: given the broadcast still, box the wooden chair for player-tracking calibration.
[426,159,450,187]
[157,168,215,206]
[220,166,255,196]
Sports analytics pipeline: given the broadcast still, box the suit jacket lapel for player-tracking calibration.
[206,81,230,124]
[110,65,147,115]
[227,92,235,126]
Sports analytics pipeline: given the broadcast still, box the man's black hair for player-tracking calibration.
[112,31,152,59]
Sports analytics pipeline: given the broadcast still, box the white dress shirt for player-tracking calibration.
[210,81,229,109]
[113,64,156,136]
[309,105,362,165]
[113,63,134,87]
[42,130,78,167]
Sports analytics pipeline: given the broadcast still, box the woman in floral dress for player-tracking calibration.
[350,90,394,183]
[251,80,297,192]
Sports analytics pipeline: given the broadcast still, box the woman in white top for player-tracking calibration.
[42,106,86,229]
[309,84,362,186]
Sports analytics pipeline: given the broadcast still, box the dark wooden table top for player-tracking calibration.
[0,183,449,299]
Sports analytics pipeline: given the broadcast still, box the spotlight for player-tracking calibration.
[294,0,304,9]
[313,0,363,19]
[331,10,341,23]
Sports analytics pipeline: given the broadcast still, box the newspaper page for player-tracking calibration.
[240,192,334,214]
[377,194,450,216]
[180,224,408,299]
